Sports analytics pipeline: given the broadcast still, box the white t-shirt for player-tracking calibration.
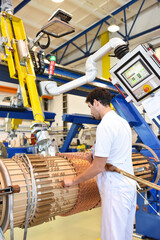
[95,110,134,175]
[94,111,136,240]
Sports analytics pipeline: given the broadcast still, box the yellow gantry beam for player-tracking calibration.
[0,12,44,123]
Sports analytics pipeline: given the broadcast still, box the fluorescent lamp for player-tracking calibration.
[41,17,74,37]
[52,0,64,3]
[108,24,120,33]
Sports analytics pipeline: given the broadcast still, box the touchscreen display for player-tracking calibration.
[122,60,151,87]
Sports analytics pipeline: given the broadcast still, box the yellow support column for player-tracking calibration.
[101,32,111,79]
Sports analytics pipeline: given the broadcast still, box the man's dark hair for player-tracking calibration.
[86,87,111,106]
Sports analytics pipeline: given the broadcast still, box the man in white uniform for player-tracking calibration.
[63,87,136,240]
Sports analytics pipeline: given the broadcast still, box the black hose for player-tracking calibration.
[114,44,129,59]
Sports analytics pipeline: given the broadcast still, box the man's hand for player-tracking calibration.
[63,177,75,188]
[63,156,107,187]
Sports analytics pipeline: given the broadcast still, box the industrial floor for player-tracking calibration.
[4,207,154,240]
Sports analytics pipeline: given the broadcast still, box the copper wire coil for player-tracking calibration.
[57,152,93,162]
[59,152,156,189]
[0,153,100,232]
[132,153,155,188]
[58,156,101,216]
[0,152,155,232]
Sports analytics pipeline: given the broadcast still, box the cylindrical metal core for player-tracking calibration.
[0,153,100,232]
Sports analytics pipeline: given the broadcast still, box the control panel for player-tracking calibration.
[110,45,160,105]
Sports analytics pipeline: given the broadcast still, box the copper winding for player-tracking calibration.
[132,153,156,188]
[57,152,101,216]
[59,152,156,189]
[0,151,157,233]
[0,153,100,233]
[57,152,93,162]
[133,143,160,192]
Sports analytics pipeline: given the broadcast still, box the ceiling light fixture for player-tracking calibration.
[30,9,74,50]
[108,24,120,33]
[52,0,64,3]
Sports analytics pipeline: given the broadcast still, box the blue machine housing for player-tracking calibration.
[61,113,100,152]
[7,145,37,158]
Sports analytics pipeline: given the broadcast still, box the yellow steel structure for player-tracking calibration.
[0,12,44,124]
[11,119,22,130]
[101,32,111,79]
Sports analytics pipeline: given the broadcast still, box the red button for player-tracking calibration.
[144,87,149,92]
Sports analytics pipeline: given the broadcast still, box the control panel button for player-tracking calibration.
[143,84,152,93]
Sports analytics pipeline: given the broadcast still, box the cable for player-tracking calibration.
[36,31,50,50]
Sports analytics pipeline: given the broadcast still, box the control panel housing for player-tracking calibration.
[110,45,160,105]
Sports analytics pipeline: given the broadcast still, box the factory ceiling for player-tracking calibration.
[12,0,160,66]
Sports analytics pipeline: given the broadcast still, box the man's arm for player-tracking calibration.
[86,152,93,163]
[63,156,107,187]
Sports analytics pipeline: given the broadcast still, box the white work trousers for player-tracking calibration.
[97,172,136,240]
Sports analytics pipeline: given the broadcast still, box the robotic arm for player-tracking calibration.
[39,38,127,96]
